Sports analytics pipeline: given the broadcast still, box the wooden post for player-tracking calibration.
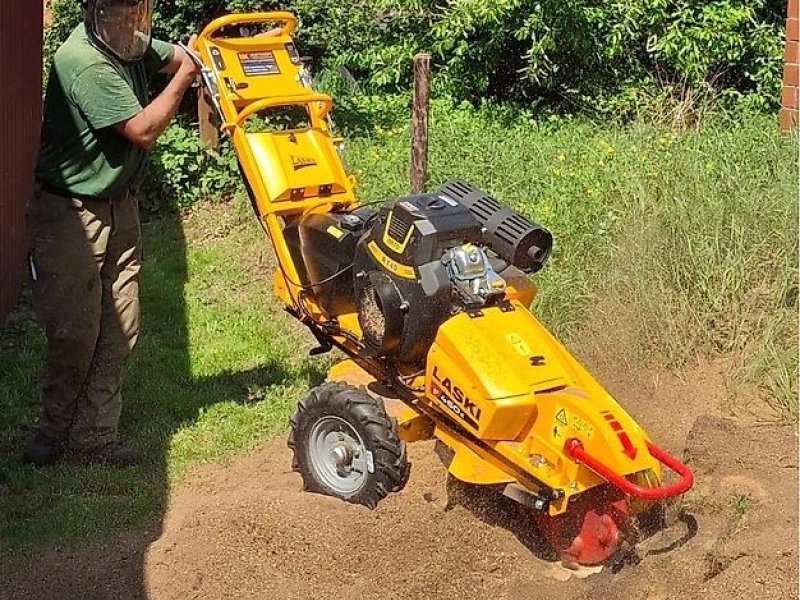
[198,88,220,148]
[410,53,430,194]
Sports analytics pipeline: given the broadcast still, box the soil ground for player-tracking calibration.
[1,358,796,600]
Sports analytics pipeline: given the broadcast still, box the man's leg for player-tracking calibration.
[70,192,142,466]
[23,190,110,466]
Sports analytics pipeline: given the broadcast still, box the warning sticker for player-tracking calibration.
[238,51,280,76]
[326,225,345,240]
[507,333,531,356]
[551,407,595,440]
[570,414,594,439]
[551,407,567,440]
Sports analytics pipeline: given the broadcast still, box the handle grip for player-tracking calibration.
[221,93,333,133]
[198,11,297,41]
[565,438,694,501]
[177,42,203,69]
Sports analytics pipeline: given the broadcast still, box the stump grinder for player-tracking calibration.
[188,12,694,567]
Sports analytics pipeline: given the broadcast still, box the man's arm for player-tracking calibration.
[115,37,200,150]
[159,44,188,74]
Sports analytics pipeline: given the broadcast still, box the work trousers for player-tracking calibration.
[26,185,141,450]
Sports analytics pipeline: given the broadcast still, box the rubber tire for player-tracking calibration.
[288,382,410,509]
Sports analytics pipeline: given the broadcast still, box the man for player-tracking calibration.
[22,0,200,467]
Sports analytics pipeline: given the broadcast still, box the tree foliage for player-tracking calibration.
[46,0,786,117]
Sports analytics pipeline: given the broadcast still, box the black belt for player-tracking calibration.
[38,180,120,202]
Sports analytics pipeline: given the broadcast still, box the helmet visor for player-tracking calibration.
[92,0,153,62]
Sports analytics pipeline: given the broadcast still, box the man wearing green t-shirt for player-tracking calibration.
[23,0,200,467]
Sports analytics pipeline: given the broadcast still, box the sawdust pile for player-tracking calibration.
[1,362,797,600]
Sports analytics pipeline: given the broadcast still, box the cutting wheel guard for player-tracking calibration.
[565,438,693,501]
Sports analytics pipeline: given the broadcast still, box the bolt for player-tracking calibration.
[529,454,547,467]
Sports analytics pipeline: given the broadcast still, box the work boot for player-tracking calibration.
[69,442,142,468]
[21,431,65,467]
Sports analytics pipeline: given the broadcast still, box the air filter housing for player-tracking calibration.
[439,180,552,273]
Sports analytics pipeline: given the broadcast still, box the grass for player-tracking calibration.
[346,106,798,416]
[0,109,796,549]
[0,199,327,547]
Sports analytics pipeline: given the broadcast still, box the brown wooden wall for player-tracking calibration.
[0,1,43,320]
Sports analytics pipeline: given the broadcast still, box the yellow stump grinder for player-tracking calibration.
[187,12,694,567]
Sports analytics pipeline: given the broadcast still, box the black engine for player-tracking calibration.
[353,180,552,366]
[283,180,553,367]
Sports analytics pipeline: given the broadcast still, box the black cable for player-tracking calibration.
[247,194,359,292]
[354,198,391,209]
[292,263,354,290]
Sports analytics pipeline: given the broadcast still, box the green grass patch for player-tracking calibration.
[0,109,795,549]
[347,106,798,416]
[0,200,327,548]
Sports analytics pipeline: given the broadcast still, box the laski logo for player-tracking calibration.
[291,155,317,170]
[431,366,481,429]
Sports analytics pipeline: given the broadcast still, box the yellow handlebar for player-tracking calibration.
[222,93,334,132]
[197,11,298,43]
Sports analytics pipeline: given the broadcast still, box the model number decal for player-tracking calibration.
[432,366,482,429]
[432,385,479,430]
[367,240,416,279]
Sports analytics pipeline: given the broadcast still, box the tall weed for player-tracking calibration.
[346,106,797,417]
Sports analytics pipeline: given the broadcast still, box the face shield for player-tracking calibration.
[90,0,153,62]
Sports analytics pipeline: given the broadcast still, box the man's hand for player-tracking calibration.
[182,35,201,69]
[162,34,200,75]
[175,35,201,82]
[256,27,283,38]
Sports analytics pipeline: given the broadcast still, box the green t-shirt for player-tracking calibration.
[35,24,174,198]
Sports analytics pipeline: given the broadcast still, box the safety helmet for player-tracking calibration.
[82,0,153,63]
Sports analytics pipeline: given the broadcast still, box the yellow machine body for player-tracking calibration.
[423,301,663,515]
[195,13,685,527]
[196,12,357,305]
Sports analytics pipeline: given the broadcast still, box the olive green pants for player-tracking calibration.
[26,186,141,451]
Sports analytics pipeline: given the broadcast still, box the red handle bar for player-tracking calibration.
[564,438,694,501]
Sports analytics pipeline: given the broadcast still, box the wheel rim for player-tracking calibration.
[308,416,372,495]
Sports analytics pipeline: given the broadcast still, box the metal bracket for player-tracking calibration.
[502,482,550,512]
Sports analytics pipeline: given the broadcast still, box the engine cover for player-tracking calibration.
[353,192,482,365]
[284,208,372,315]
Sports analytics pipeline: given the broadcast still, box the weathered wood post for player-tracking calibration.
[410,53,431,194]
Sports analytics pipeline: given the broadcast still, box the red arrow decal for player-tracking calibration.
[618,432,638,459]
[603,411,638,460]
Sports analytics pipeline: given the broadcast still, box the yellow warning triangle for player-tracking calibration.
[555,408,568,426]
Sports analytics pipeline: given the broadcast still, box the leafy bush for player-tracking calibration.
[44,0,785,119]
[42,0,82,80]
[140,124,241,214]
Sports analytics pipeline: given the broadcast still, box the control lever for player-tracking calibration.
[178,41,226,133]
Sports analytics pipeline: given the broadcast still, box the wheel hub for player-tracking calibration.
[308,416,371,495]
[331,443,353,472]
